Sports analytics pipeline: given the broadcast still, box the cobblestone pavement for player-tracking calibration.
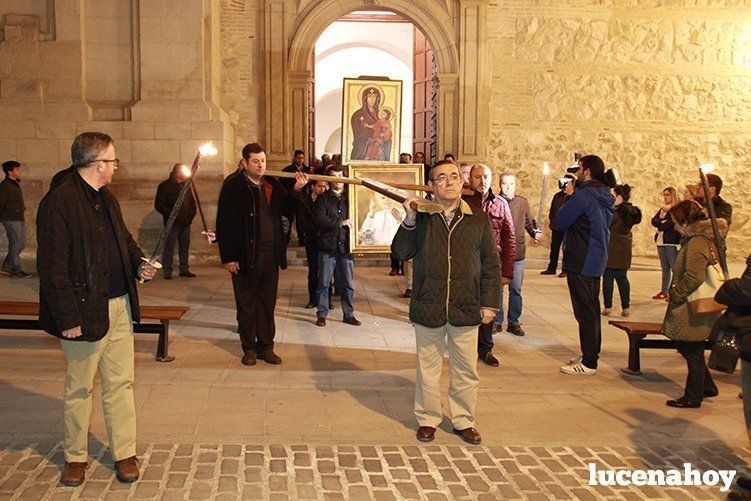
[1,441,749,500]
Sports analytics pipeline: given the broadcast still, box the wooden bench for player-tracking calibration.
[609,320,712,376]
[0,301,189,362]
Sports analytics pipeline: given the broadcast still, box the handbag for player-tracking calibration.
[708,323,740,374]
[685,236,726,315]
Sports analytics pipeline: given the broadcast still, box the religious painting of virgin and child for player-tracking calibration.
[348,164,421,253]
[341,78,403,164]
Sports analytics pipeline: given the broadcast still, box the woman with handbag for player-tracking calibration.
[662,199,728,408]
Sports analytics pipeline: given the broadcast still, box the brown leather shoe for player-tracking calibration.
[479,352,500,367]
[416,426,436,442]
[60,461,87,486]
[259,349,282,365]
[343,316,362,326]
[114,456,140,483]
[453,427,481,445]
[241,349,256,366]
[316,317,326,327]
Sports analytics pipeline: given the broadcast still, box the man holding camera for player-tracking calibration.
[555,155,615,376]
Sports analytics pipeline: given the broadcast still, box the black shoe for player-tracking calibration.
[305,301,316,309]
[163,272,172,280]
[666,396,701,408]
[389,269,399,276]
[11,270,30,278]
[316,317,326,327]
[507,324,525,337]
[179,271,196,278]
[403,289,412,298]
[479,352,500,367]
[558,271,567,278]
[728,491,751,501]
[343,316,361,326]
[540,269,556,275]
[704,388,719,398]
[453,427,482,445]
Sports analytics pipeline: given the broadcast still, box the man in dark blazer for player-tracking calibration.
[216,143,308,367]
[37,132,157,486]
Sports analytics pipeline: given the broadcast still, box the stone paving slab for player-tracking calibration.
[1,441,748,500]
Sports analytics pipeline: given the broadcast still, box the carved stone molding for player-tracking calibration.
[0,0,55,42]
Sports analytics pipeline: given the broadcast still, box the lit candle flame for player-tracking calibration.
[543,162,550,176]
[699,163,715,173]
[199,142,218,157]
[179,164,192,178]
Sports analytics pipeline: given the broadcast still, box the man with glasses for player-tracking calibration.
[37,132,157,486]
[392,160,500,445]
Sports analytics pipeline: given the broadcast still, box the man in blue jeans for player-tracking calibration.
[0,160,30,278]
[313,166,360,327]
[497,172,541,337]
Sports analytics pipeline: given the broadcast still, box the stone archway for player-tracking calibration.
[260,0,488,166]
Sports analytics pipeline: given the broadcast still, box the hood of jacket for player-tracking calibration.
[683,218,728,240]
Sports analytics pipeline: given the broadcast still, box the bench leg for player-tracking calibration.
[621,333,646,376]
[156,320,175,363]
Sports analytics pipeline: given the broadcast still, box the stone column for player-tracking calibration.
[288,70,312,158]
[261,0,289,164]
[436,72,459,159]
[457,0,489,163]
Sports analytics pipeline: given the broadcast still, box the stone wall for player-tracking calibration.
[1,0,749,262]
[485,1,751,258]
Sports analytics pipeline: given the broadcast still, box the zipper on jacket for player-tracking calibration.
[445,212,463,323]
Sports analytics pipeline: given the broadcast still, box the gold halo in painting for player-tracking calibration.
[358,85,385,104]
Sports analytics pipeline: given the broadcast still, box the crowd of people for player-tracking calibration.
[2,133,748,490]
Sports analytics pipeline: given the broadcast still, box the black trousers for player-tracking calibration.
[567,271,602,369]
[231,250,279,353]
[390,253,402,272]
[675,341,717,402]
[546,230,565,272]
[304,242,319,303]
[477,322,494,356]
[162,224,190,274]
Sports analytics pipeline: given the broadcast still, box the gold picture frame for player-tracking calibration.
[341,77,403,165]
[348,164,422,254]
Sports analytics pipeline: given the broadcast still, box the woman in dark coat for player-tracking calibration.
[662,200,725,408]
[651,187,681,299]
[602,184,642,317]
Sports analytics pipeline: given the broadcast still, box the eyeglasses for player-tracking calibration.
[431,173,461,184]
[91,158,120,167]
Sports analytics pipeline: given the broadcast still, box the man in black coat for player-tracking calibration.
[154,163,197,279]
[280,149,310,245]
[36,132,156,487]
[0,160,29,277]
[313,166,360,327]
[216,143,308,367]
[541,174,573,276]
[297,179,329,308]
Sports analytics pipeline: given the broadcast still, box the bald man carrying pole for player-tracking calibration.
[392,160,501,445]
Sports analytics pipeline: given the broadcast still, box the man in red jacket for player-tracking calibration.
[465,164,516,367]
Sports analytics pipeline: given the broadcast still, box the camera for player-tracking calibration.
[558,175,576,190]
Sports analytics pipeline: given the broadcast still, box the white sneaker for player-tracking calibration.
[602,308,611,316]
[560,362,597,375]
[621,308,630,317]
[568,355,582,364]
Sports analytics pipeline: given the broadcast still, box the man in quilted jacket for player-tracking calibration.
[392,160,500,445]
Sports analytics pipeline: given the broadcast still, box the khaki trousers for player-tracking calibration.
[414,322,479,430]
[61,295,136,462]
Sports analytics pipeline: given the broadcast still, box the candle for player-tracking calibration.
[536,162,550,231]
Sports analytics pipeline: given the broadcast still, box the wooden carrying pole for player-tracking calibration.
[266,170,445,214]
